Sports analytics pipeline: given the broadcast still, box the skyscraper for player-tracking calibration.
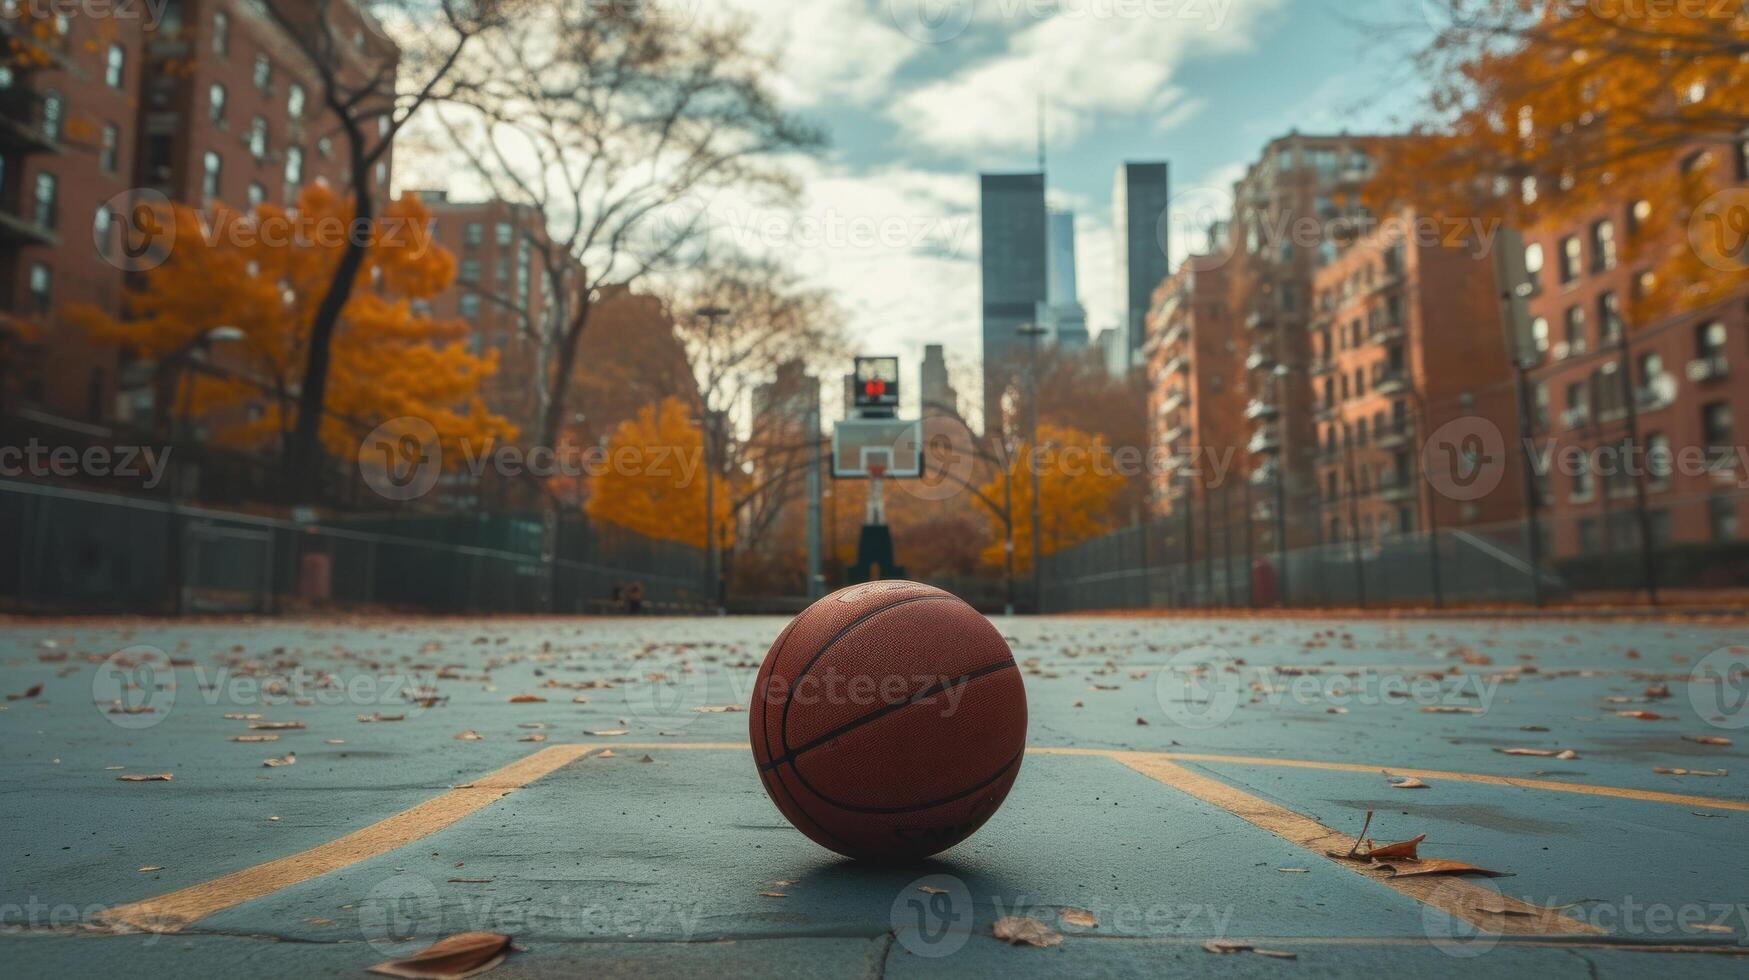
[919,344,957,418]
[979,172,1048,429]
[1114,162,1171,371]
[1044,209,1089,349]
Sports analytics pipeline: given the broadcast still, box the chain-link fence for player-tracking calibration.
[0,479,708,615]
[1040,485,1749,611]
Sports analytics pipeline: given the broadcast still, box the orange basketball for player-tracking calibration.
[749,581,1027,861]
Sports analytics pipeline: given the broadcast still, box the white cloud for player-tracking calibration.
[718,0,920,107]
[890,0,1284,156]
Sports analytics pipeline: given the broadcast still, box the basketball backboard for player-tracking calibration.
[852,356,901,416]
[832,417,922,479]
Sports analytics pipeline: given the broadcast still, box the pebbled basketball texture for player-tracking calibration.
[749,581,1027,862]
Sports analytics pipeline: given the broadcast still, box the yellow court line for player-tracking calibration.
[1113,754,1605,937]
[99,743,598,934]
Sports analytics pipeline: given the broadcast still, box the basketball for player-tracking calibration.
[749,581,1027,862]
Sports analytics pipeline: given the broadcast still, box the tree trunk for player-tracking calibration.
[287,135,374,501]
[539,292,594,451]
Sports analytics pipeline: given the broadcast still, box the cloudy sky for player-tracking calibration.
[696,0,1438,410]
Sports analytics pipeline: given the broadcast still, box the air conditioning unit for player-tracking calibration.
[1688,356,1729,382]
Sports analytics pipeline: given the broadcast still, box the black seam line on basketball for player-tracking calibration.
[760,658,1018,773]
[776,593,958,756]
[787,745,1025,816]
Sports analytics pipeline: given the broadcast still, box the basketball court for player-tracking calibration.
[2,614,1746,976]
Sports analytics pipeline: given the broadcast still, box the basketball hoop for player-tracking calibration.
[867,462,887,481]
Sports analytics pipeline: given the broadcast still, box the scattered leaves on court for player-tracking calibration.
[116,773,172,782]
[6,683,43,701]
[137,866,164,873]
[262,752,296,768]
[1684,735,1731,746]
[1389,776,1429,789]
[691,704,742,713]
[249,721,304,731]
[992,916,1062,947]
[454,730,483,741]
[585,729,628,736]
[508,695,547,704]
[1059,907,1098,928]
[367,931,512,979]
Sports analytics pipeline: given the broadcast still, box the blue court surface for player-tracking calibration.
[2,614,1745,977]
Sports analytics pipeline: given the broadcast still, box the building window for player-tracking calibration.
[213,11,229,55]
[1571,466,1593,502]
[1645,432,1671,490]
[1591,220,1617,272]
[1628,199,1652,235]
[1711,496,1740,540]
[1738,135,1749,181]
[253,55,272,94]
[464,222,483,248]
[99,123,119,173]
[247,182,266,209]
[202,151,222,200]
[105,44,125,89]
[93,206,113,258]
[41,90,62,141]
[284,146,303,185]
[459,259,480,283]
[1597,291,1622,343]
[496,222,513,247]
[32,172,57,229]
[27,263,51,312]
[1702,402,1733,450]
[1559,235,1582,283]
[1532,382,1549,432]
[1531,316,1549,353]
[1565,381,1588,427]
[1563,306,1586,350]
[288,83,305,120]
[1577,518,1599,554]
[209,83,226,125]
[1697,321,1727,359]
[249,116,268,159]
[460,293,481,320]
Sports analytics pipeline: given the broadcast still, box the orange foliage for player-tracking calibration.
[586,397,737,549]
[977,424,1127,572]
[69,186,514,460]
[1366,2,1749,322]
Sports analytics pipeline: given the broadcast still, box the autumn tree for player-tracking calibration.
[256,0,520,496]
[432,0,826,451]
[69,186,513,467]
[586,396,734,550]
[1366,1,1749,318]
[976,424,1128,573]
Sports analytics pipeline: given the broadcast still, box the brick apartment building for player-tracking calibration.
[1229,132,1398,547]
[414,193,578,436]
[1309,210,1524,548]
[2,1,396,426]
[1515,140,1749,561]
[1144,252,1239,513]
[1,11,146,420]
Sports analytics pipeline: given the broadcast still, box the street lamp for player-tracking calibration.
[1017,321,1049,614]
[695,305,731,616]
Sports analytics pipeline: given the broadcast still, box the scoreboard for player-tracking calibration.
[853,356,900,417]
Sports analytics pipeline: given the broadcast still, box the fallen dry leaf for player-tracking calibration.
[992,916,1062,948]
[1254,949,1298,959]
[691,704,742,713]
[6,683,44,701]
[507,694,547,704]
[758,891,787,898]
[454,731,483,741]
[249,721,305,731]
[585,729,628,736]
[1203,940,1252,954]
[1368,834,1427,860]
[518,734,547,743]
[367,931,512,979]
[1389,777,1429,789]
[223,712,262,721]
[1654,767,1728,777]
[117,773,173,782]
[918,885,948,895]
[1421,706,1483,715]
[1495,747,1557,757]
[137,866,164,873]
[262,752,296,768]
[1615,710,1664,721]
[358,713,405,723]
[1684,735,1732,747]
[1059,907,1098,928]
[231,734,279,743]
[1387,859,1509,878]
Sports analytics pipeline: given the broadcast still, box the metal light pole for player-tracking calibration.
[695,306,731,615]
[1271,365,1290,606]
[1019,322,1048,613]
